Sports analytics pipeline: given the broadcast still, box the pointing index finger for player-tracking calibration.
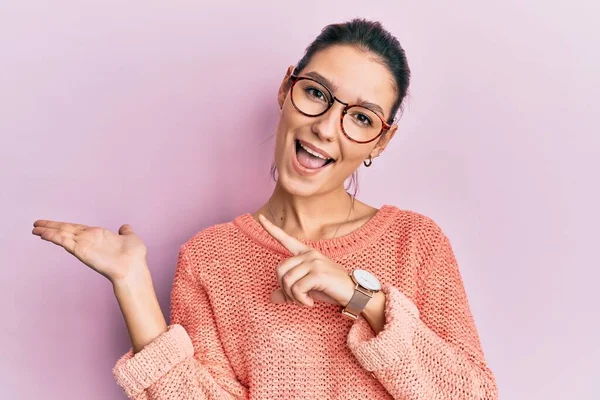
[258,214,311,255]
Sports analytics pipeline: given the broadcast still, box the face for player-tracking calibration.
[274,44,398,197]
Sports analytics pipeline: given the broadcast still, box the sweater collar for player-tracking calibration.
[232,204,399,258]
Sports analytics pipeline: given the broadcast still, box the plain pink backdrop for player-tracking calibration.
[2,1,598,399]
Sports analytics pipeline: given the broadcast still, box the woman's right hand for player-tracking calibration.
[32,220,148,284]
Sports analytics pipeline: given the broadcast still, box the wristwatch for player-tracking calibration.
[341,269,382,320]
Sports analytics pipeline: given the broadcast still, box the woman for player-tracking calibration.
[32,18,498,399]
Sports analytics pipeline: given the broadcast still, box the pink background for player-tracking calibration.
[2,1,598,398]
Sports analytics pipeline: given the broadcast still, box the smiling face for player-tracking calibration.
[274,44,399,197]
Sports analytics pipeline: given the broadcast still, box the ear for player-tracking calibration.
[278,65,295,109]
[369,124,398,159]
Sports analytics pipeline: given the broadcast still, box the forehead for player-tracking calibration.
[300,45,397,117]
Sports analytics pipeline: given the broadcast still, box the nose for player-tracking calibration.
[310,101,344,142]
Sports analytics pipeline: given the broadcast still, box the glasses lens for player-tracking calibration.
[292,79,332,116]
[291,78,384,143]
[343,106,383,143]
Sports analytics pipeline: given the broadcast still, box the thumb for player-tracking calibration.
[270,288,318,306]
[118,224,135,236]
[270,288,287,304]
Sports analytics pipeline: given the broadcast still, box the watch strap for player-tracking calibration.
[341,274,374,320]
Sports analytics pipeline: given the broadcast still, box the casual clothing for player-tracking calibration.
[113,204,498,399]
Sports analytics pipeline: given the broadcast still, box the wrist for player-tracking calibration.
[341,272,357,307]
[363,290,385,316]
[112,268,158,314]
[111,267,168,353]
[342,269,385,328]
[361,290,386,334]
[111,265,152,292]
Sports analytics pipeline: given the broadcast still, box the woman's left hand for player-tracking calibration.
[257,213,355,307]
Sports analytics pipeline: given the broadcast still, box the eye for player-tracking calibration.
[354,113,373,126]
[305,87,328,102]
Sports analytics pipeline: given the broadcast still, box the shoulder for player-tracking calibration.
[380,206,460,285]
[178,219,239,260]
[387,205,448,239]
[386,205,454,261]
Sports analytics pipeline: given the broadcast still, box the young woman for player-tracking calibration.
[32,18,498,399]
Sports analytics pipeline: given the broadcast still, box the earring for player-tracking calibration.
[363,156,373,167]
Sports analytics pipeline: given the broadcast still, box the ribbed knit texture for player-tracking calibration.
[112,204,498,399]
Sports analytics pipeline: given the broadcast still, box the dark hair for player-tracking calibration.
[270,18,411,197]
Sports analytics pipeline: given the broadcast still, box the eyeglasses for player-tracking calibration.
[288,74,393,144]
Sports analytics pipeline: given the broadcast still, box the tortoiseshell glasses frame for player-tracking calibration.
[287,74,394,144]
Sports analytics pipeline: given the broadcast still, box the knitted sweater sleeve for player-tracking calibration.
[346,223,499,400]
[112,245,249,400]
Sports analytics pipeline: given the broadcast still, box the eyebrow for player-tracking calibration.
[303,71,386,118]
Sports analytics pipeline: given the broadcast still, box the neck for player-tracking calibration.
[266,182,355,240]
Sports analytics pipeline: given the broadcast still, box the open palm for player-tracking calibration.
[32,220,147,283]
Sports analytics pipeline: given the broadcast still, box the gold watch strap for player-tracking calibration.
[341,275,374,320]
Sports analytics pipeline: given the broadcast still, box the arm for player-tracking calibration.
[112,245,249,400]
[347,223,498,399]
[112,267,169,355]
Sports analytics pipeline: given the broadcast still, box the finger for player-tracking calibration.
[270,288,287,304]
[270,288,337,305]
[36,227,77,254]
[276,253,313,303]
[291,274,324,307]
[277,256,303,303]
[257,214,311,255]
[32,224,87,238]
[306,290,339,305]
[281,262,312,305]
[118,224,135,235]
[32,220,86,234]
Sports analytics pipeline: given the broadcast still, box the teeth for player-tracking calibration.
[298,141,331,160]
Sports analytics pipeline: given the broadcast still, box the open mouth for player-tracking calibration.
[294,139,335,170]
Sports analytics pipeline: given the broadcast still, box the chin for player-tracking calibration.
[276,167,320,197]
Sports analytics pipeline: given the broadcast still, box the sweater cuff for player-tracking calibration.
[112,324,195,398]
[346,283,419,372]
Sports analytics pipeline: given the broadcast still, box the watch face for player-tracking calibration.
[353,269,381,291]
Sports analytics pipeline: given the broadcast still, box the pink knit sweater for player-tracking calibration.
[112,205,498,399]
